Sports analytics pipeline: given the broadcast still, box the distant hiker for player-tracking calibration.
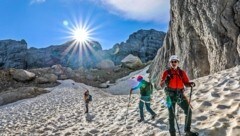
[160,55,198,136]
[84,90,92,114]
[130,75,157,122]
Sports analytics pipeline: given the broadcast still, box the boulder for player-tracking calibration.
[99,83,110,88]
[10,69,36,82]
[51,64,64,76]
[121,54,143,69]
[96,59,115,70]
[65,67,75,78]
[99,81,111,88]
[58,75,68,80]
[36,74,57,84]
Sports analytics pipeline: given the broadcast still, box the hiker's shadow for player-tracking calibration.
[145,118,168,130]
[85,113,95,122]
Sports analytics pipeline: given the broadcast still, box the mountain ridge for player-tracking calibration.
[0,29,166,69]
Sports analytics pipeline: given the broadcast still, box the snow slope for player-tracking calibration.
[0,66,239,136]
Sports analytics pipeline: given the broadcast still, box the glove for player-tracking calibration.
[185,82,195,87]
[189,82,196,87]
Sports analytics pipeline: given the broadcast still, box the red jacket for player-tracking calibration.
[160,68,190,90]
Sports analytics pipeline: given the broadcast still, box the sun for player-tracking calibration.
[62,16,102,67]
[73,28,90,43]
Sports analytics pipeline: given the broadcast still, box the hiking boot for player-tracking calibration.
[185,131,199,136]
[170,132,176,136]
[151,114,157,120]
[138,119,144,122]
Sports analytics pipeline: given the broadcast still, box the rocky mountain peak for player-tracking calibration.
[108,29,166,64]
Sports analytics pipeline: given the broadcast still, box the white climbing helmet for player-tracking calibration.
[169,55,180,62]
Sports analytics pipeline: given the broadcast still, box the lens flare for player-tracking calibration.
[63,20,69,26]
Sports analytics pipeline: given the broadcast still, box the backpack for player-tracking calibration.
[140,80,153,96]
[88,95,92,102]
[165,67,184,86]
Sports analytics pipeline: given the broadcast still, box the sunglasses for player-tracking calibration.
[171,61,178,63]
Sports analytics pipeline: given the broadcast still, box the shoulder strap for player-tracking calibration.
[177,67,185,83]
[165,68,172,87]
[167,68,172,76]
[177,67,183,78]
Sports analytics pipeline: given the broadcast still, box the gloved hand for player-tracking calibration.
[189,82,196,87]
[185,82,195,87]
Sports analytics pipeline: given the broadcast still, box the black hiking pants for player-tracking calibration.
[139,96,156,120]
[165,88,192,133]
[85,103,89,113]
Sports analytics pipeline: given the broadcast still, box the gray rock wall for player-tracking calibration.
[106,29,166,64]
[150,0,240,86]
[0,40,27,69]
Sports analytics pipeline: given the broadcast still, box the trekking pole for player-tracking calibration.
[176,106,180,125]
[186,85,194,127]
[125,90,132,125]
[189,86,194,105]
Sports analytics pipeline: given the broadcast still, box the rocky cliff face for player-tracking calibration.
[150,0,240,84]
[0,40,27,69]
[107,29,166,64]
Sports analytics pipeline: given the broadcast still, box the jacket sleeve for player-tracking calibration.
[182,71,190,85]
[131,83,141,90]
[160,70,168,86]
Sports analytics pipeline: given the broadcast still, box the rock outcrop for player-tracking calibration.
[0,40,27,69]
[107,29,166,64]
[150,0,240,85]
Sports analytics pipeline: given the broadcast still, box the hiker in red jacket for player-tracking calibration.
[160,55,198,136]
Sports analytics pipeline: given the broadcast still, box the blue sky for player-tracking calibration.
[0,0,170,49]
